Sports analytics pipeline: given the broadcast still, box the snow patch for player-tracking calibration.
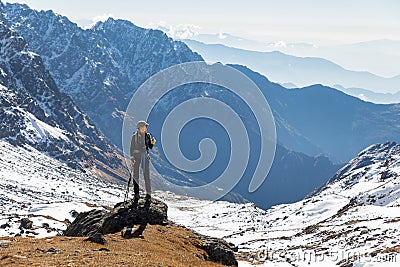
[25,112,68,141]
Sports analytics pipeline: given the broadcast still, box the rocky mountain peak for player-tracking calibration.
[0,20,124,178]
[305,141,400,209]
[329,141,399,184]
[3,3,202,147]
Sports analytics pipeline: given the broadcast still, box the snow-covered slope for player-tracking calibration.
[1,138,399,265]
[0,140,122,238]
[161,142,400,266]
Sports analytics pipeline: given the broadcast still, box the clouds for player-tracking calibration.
[147,21,200,39]
[4,0,399,45]
[84,13,114,29]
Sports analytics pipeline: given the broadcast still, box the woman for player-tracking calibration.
[130,120,156,199]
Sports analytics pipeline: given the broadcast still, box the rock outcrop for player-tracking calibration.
[197,234,238,266]
[65,197,168,237]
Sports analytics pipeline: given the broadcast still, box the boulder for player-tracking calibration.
[19,218,33,229]
[65,197,168,237]
[197,234,238,266]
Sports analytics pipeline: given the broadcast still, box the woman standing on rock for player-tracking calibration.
[130,120,156,199]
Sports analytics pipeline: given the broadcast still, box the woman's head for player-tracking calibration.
[136,120,149,134]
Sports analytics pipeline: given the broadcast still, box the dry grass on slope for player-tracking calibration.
[0,223,228,267]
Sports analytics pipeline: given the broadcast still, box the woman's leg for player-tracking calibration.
[143,153,151,196]
[132,154,141,197]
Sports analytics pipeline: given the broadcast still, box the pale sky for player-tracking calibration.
[3,0,400,45]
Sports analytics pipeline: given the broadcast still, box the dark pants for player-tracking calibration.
[132,151,151,195]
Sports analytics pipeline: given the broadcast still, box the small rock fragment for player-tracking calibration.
[0,223,10,229]
[85,233,107,245]
[0,241,9,248]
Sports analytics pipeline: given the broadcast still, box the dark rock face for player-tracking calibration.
[36,247,58,254]
[103,199,168,234]
[197,234,238,266]
[64,209,108,237]
[64,198,168,237]
[0,223,10,229]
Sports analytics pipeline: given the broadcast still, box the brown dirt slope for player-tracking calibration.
[0,223,229,267]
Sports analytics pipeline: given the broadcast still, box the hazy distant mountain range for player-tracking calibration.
[332,84,400,104]
[231,64,400,162]
[183,39,400,97]
[184,32,400,78]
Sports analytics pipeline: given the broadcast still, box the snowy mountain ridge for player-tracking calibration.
[1,2,203,147]
[313,141,400,206]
